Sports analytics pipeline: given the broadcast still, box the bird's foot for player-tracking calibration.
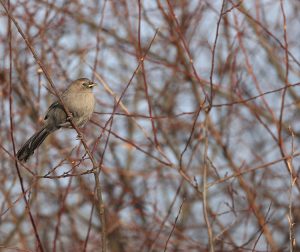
[76,134,83,140]
[66,113,73,121]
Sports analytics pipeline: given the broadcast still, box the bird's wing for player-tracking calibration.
[44,101,64,120]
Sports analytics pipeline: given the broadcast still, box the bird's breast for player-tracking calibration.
[63,92,95,127]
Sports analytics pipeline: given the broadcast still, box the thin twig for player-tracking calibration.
[202,112,214,252]
[164,198,185,252]
[209,0,225,107]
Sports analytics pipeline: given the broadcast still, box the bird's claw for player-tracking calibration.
[67,113,73,121]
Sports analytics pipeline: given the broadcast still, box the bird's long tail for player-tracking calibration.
[17,127,51,162]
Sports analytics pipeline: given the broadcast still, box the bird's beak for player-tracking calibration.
[88,82,97,88]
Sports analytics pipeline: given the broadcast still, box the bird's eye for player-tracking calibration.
[81,80,95,88]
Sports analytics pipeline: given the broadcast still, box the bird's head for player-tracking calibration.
[66,78,97,93]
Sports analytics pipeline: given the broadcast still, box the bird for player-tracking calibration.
[16,78,96,162]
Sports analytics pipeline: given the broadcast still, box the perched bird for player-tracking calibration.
[17,78,96,162]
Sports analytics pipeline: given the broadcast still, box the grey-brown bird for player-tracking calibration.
[17,78,96,162]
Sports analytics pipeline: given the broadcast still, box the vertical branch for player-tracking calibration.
[6,1,44,251]
[278,0,289,152]
[209,0,225,107]
[93,169,107,252]
[137,0,160,147]
[279,2,294,251]
[202,112,214,252]
[287,127,296,252]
